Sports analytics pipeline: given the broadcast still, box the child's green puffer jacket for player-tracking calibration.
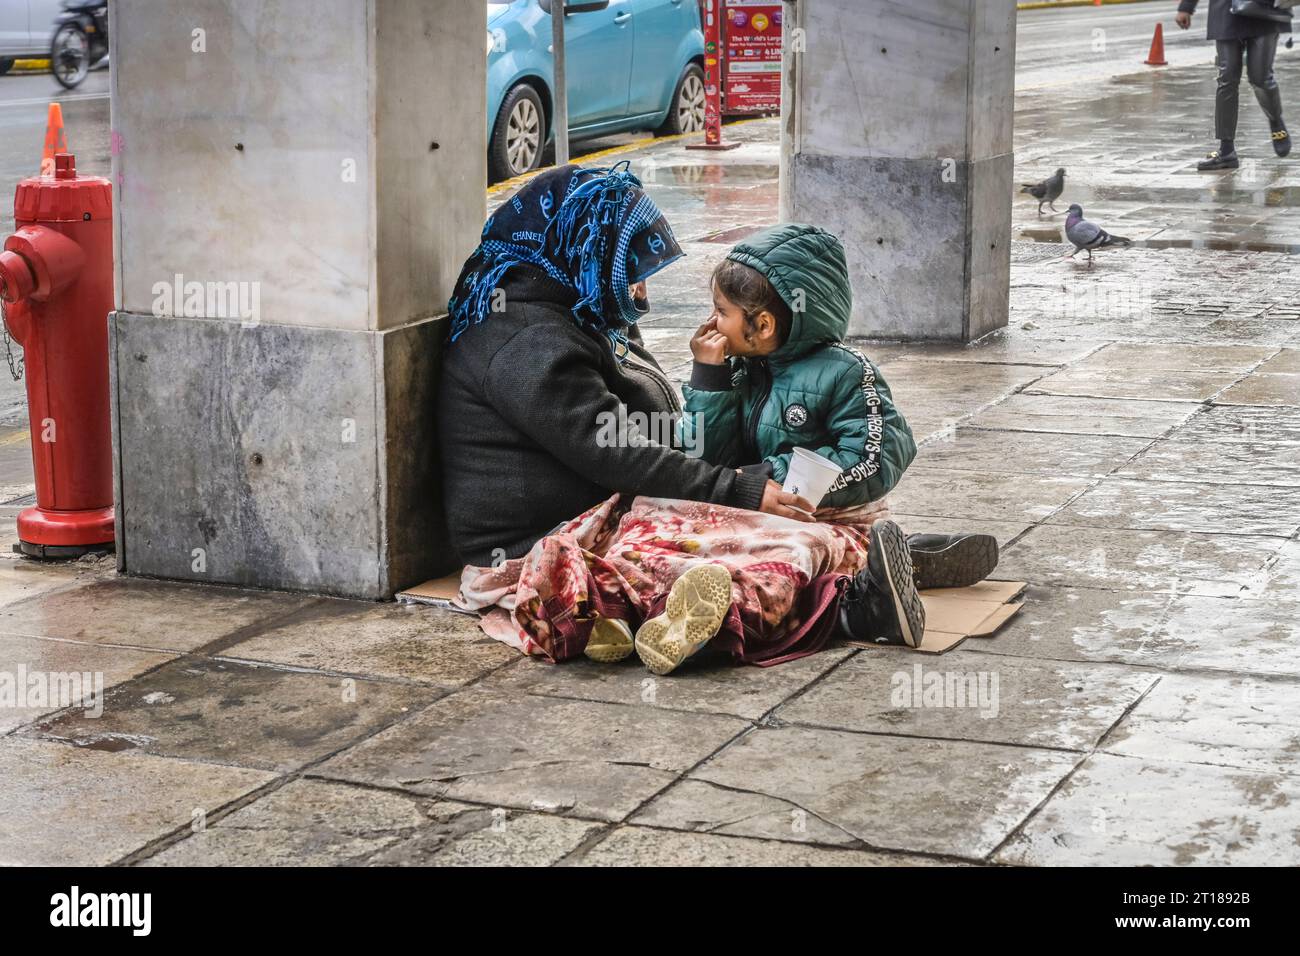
[681,223,916,509]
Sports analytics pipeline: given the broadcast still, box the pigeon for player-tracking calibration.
[1064,204,1132,261]
[1020,168,1066,215]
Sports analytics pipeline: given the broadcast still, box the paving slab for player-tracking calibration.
[1050,477,1300,537]
[915,427,1150,479]
[369,803,602,866]
[27,657,435,773]
[576,825,954,867]
[959,585,1300,678]
[870,334,1106,368]
[996,753,1300,866]
[480,648,853,721]
[1256,348,1300,374]
[1102,673,1300,777]
[0,735,275,866]
[0,559,91,609]
[1117,438,1300,487]
[0,577,316,652]
[964,393,1198,438]
[998,525,1282,596]
[871,360,1049,423]
[315,687,747,823]
[1070,342,1276,373]
[1244,538,1300,603]
[220,600,517,685]
[0,633,173,733]
[1171,403,1300,445]
[630,778,861,846]
[1025,367,1243,402]
[887,468,1092,524]
[1215,371,1300,407]
[633,726,1079,859]
[144,778,600,867]
[775,652,1155,752]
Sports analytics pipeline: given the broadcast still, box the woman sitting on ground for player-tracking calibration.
[437,163,992,672]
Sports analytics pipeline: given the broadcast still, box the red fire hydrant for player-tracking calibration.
[0,152,114,558]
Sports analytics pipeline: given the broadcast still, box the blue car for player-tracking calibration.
[487,0,705,181]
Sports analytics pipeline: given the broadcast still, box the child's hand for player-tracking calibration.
[691,317,728,365]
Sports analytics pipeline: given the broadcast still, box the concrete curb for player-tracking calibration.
[1017,0,1159,9]
[8,58,51,74]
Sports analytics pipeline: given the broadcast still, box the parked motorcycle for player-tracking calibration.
[50,0,108,90]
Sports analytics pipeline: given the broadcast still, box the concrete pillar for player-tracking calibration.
[779,0,1016,341]
[108,1,484,598]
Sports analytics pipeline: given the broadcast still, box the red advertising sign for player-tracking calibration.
[722,0,782,114]
[700,0,723,145]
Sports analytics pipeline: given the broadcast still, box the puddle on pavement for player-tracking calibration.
[50,731,154,752]
[650,163,777,186]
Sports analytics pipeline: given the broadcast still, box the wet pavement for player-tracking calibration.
[4,29,1300,867]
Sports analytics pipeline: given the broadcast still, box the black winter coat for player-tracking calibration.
[436,266,769,567]
[1178,0,1291,40]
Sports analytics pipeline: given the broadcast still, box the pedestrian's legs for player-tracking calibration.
[1214,40,1245,144]
[1246,33,1291,156]
[1245,34,1283,124]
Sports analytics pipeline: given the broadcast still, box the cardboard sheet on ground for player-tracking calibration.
[401,572,1026,654]
[844,580,1026,655]
[396,572,476,615]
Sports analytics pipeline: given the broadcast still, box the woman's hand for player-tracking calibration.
[1175,11,1191,29]
[759,480,816,522]
[691,317,729,365]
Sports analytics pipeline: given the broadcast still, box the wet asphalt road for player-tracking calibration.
[1016,0,1226,89]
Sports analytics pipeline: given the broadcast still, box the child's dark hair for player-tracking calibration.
[712,258,793,346]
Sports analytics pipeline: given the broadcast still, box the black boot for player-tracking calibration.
[838,520,925,648]
[1271,122,1291,158]
[908,532,999,590]
[1197,149,1240,171]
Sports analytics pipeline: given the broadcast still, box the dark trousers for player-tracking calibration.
[1215,35,1284,141]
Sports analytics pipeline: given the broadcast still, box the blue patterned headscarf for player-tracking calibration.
[448,162,683,352]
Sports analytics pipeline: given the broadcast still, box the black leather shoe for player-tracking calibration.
[1272,127,1291,158]
[908,532,999,590]
[839,520,925,647]
[1197,150,1240,171]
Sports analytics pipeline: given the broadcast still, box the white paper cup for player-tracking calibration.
[781,447,842,510]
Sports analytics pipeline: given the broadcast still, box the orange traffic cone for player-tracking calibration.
[40,103,68,177]
[1145,23,1168,66]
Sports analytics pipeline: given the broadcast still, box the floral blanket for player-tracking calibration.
[456,494,890,666]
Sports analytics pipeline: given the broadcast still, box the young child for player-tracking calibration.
[683,223,915,508]
[679,223,926,646]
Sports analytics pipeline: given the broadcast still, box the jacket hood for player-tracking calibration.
[724,223,850,362]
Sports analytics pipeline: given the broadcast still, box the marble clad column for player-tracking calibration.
[780,0,1016,340]
[108,0,485,597]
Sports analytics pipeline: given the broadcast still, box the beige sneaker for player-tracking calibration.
[634,564,732,676]
[584,617,634,663]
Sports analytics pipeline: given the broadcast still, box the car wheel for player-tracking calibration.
[489,83,545,183]
[656,63,705,136]
[0,58,15,76]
